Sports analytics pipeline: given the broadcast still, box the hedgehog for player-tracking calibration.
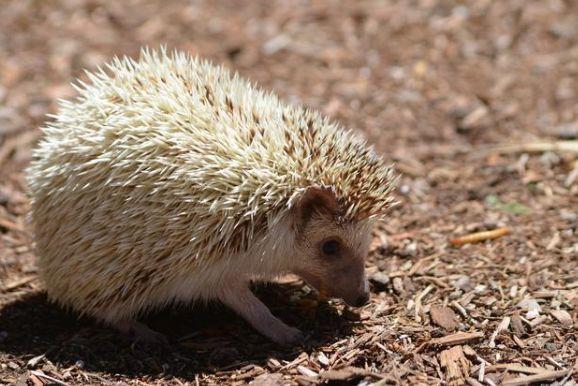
[27,48,396,345]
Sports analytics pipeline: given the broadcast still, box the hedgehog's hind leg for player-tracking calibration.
[114,319,169,344]
[219,284,304,346]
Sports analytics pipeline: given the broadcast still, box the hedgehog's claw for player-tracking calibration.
[273,326,305,346]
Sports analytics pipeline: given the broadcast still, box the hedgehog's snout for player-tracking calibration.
[341,277,370,307]
[351,292,370,307]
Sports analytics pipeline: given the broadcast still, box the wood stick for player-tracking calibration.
[501,369,573,386]
[450,228,510,247]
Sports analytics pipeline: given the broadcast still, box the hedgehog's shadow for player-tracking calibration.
[0,282,354,379]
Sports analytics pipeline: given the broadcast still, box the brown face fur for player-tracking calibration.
[292,188,372,307]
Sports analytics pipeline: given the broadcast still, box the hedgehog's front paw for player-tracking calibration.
[270,325,305,346]
[115,319,169,345]
[134,327,169,345]
[219,285,305,346]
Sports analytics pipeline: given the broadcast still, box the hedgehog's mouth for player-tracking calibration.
[294,269,369,307]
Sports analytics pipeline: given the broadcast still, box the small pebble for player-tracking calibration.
[399,242,417,258]
[454,275,473,291]
[560,210,577,222]
[369,272,390,291]
[550,122,578,139]
[517,298,541,319]
[539,151,561,168]
[392,277,404,295]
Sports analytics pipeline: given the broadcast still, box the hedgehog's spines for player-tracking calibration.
[28,48,396,321]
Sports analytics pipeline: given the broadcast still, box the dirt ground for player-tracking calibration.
[1,0,577,385]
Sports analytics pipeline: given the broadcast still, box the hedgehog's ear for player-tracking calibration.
[294,186,338,225]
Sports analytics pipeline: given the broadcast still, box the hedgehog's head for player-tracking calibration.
[289,186,375,307]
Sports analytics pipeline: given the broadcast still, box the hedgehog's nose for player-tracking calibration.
[353,292,370,307]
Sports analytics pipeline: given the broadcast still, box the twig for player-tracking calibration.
[485,377,497,386]
[428,331,485,347]
[451,301,469,319]
[0,217,25,232]
[450,228,510,247]
[414,284,435,322]
[544,357,563,369]
[529,315,548,328]
[478,360,485,383]
[485,364,552,374]
[297,365,318,378]
[501,369,573,386]
[3,275,36,291]
[388,231,418,241]
[565,163,578,187]
[488,317,510,348]
[477,140,578,157]
[29,371,71,386]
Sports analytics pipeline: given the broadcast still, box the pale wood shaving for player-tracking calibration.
[439,346,470,386]
[429,332,485,347]
[549,310,573,327]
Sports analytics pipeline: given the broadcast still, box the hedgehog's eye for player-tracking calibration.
[321,239,341,257]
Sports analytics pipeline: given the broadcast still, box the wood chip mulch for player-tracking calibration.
[1,0,577,385]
